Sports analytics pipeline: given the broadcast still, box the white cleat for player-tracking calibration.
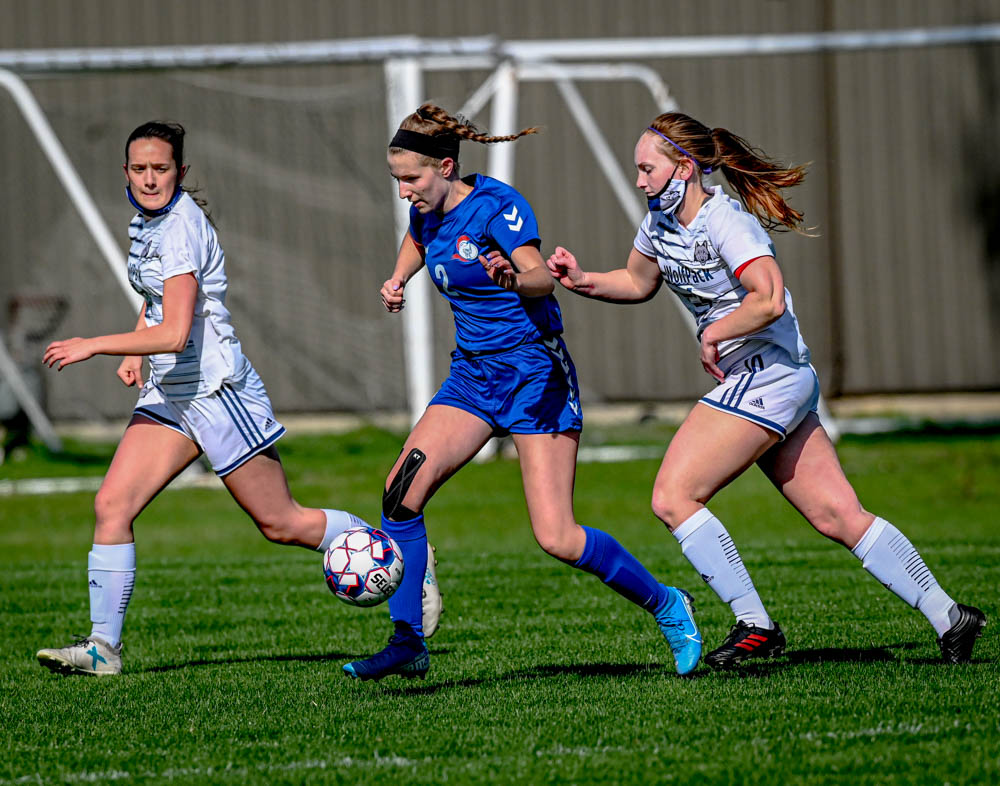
[37,636,122,676]
[421,542,444,638]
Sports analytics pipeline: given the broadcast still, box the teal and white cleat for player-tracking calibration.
[655,585,702,675]
[422,542,443,639]
[37,636,122,676]
[343,622,429,682]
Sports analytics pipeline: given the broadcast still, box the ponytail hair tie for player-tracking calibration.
[646,126,713,174]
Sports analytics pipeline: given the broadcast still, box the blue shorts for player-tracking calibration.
[429,336,583,436]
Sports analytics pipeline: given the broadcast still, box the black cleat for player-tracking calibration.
[938,604,987,664]
[704,620,786,670]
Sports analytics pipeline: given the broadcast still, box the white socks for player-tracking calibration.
[672,510,956,636]
[852,517,956,635]
[317,509,367,552]
[672,508,773,629]
[84,508,363,650]
[88,543,136,649]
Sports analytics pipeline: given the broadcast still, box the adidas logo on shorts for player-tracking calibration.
[748,397,765,410]
[263,417,275,430]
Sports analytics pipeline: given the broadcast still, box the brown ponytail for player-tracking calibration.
[647,112,811,234]
[390,103,539,167]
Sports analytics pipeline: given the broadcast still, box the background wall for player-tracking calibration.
[1,0,998,420]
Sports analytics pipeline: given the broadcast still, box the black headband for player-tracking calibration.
[389,129,460,161]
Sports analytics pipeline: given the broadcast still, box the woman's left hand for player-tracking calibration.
[479,250,518,291]
[43,337,94,370]
[699,330,724,382]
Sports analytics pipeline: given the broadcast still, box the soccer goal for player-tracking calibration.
[2,22,997,441]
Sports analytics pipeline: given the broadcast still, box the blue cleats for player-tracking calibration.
[655,585,702,675]
[343,622,429,682]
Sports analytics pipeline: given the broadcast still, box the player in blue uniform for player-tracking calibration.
[343,104,702,681]
[548,111,986,667]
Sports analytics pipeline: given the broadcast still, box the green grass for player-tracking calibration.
[1,426,997,785]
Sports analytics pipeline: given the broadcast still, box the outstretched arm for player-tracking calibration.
[546,246,662,304]
[381,232,426,313]
[43,273,198,371]
[479,243,554,297]
[699,255,785,381]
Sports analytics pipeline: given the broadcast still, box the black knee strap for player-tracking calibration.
[382,448,426,521]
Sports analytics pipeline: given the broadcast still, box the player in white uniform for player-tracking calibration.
[35,121,389,676]
[547,111,986,667]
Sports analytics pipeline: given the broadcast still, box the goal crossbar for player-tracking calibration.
[2,24,998,73]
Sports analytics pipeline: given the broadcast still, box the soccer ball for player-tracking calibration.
[323,526,404,607]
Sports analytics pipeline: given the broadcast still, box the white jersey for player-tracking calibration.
[127,191,250,400]
[633,185,810,366]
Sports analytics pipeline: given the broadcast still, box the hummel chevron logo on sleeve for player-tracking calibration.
[503,206,523,232]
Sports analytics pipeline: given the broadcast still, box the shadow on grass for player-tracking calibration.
[141,646,455,674]
[372,661,687,697]
[897,655,994,666]
[787,641,923,663]
[708,641,927,678]
[332,643,962,695]
[139,640,980,683]
[143,651,361,673]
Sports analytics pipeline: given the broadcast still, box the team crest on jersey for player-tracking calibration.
[453,235,479,261]
[693,241,711,264]
[138,240,160,263]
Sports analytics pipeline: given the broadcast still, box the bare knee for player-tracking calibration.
[533,521,584,562]
[252,506,313,546]
[254,516,299,546]
[93,487,136,541]
[809,505,874,547]
[651,486,698,532]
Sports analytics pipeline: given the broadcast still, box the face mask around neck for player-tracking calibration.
[126,185,183,218]
[647,164,687,216]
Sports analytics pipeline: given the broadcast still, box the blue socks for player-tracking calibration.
[573,526,667,613]
[380,513,428,637]
[381,519,667,635]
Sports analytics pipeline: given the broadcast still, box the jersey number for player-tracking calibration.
[434,264,456,296]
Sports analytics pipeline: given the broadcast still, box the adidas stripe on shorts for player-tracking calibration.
[700,341,819,440]
[133,366,285,476]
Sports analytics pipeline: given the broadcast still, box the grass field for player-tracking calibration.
[1,424,997,785]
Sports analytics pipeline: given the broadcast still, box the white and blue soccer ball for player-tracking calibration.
[323,526,404,607]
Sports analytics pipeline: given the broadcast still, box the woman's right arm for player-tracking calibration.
[44,273,197,370]
[546,246,662,304]
[116,307,148,387]
[380,232,426,313]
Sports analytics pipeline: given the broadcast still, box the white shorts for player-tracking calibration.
[133,367,285,476]
[700,342,819,440]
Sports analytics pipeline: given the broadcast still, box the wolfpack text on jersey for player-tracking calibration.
[634,186,810,366]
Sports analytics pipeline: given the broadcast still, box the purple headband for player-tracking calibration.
[646,127,713,174]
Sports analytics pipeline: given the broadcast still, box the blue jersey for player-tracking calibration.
[409,174,563,354]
